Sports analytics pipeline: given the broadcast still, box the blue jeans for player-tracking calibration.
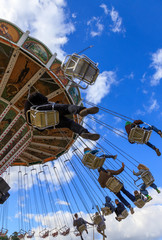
[100,154,114,158]
[116,186,135,208]
[140,183,157,196]
[145,125,160,150]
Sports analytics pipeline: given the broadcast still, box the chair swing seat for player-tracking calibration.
[97,223,106,232]
[50,228,58,237]
[141,170,155,187]
[105,177,123,193]
[39,229,49,238]
[26,230,35,238]
[128,126,152,144]
[92,214,103,225]
[82,153,105,170]
[61,53,99,87]
[134,198,146,208]
[59,225,70,236]
[26,104,59,130]
[101,207,113,216]
[0,228,8,236]
[18,229,26,239]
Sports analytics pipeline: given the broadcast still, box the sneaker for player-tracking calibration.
[113,154,117,160]
[155,148,161,156]
[115,217,122,222]
[146,196,153,202]
[129,207,134,214]
[79,107,99,117]
[80,132,100,141]
[156,189,161,194]
[158,131,162,137]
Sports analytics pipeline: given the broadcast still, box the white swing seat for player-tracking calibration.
[59,225,70,236]
[26,230,35,238]
[18,230,26,239]
[61,53,99,85]
[26,104,59,130]
[128,126,152,144]
[117,209,129,221]
[82,153,105,169]
[39,229,49,238]
[101,207,113,216]
[0,228,8,237]
[105,177,123,193]
[134,198,146,208]
[141,170,155,187]
[92,214,103,225]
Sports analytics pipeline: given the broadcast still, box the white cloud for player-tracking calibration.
[87,17,104,37]
[109,7,125,33]
[150,49,162,86]
[56,199,70,206]
[100,3,109,15]
[86,71,118,104]
[144,97,159,113]
[0,0,75,59]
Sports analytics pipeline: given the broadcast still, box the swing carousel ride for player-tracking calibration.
[0,19,161,240]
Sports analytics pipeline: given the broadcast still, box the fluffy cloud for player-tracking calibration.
[0,0,75,59]
[150,49,162,86]
[100,3,109,15]
[87,17,104,37]
[109,7,125,33]
[143,95,159,113]
[85,71,118,104]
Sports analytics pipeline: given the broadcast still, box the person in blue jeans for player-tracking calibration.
[98,163,135,214]
[125,120,162,156]
[104,196,115,213]
[133,164,161,201]
[84,147,117,160]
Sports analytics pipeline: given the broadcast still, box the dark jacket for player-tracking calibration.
[73,218,87,229]
[98,166,124,188]
[115,202,126,216]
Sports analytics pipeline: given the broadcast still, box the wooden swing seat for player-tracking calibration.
[26,105,59,130]
[82,153,105,169]
[62,53,99,85]
[101,207,113,216]
[106,177,123,193]
[128,126,152,144]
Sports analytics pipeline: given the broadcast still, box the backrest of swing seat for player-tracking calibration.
[28,109,59,129]
[52,231,58,237]
[92,214,103,225]
[141,170,155,187]
[73,58,99,84]
[134,199,145,208]
[0,177,10,194]
[98,223,106,231]
[106,177,123,193]
[128,127,152,144]
[82,153,105,169]
[121,209,129,218]
[101,207,112,216]
[78,224,87,233]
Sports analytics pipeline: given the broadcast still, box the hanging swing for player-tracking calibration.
[134,170,155,188]
[59,225,70,236]
[17,229,26,239]
[39,229,49,238]
[50,228,59,237]
[82,149,106,170]
[61,53,99,89]
[128,126,152,144]
[26,230,35,238]
[105,177,123,193]
[0,227,8,237]
[101,206,113,216]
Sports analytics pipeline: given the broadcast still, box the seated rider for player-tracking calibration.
[125,120,162,156]
[134,190,147,202]
[98,163,135,214]
[95,212,107,238]
[84,147,117,160]
[24,92,100,141]
[114,199,127,221]
[133,164,161,201]
[104,196,115,213]
[73,213,93,240]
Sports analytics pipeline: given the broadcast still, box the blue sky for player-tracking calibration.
[1,0,162,239]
